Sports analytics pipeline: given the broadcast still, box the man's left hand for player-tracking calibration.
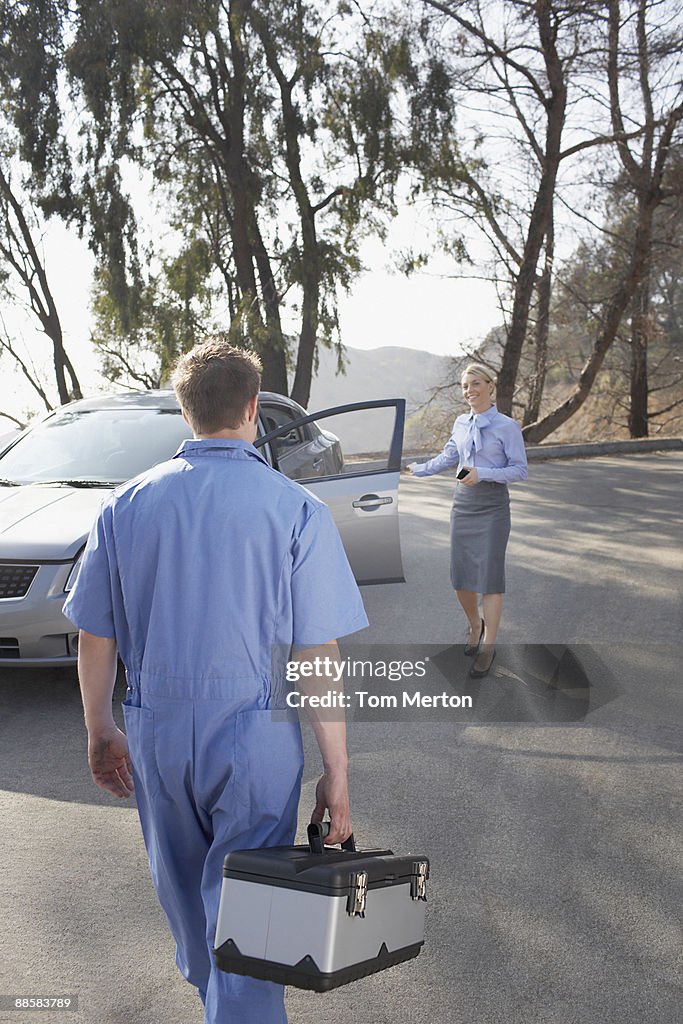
[87,726,134,799]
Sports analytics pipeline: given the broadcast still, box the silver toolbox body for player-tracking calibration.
[214,841,429,991]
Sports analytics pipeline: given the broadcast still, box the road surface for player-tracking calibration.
[0,454,681,1024]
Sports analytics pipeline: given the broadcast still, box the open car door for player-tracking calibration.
[256,399,405,585]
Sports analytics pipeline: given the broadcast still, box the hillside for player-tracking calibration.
[307,344,457,454]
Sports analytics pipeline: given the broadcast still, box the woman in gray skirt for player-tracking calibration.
[409,363,527,678]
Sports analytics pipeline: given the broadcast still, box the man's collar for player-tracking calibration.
[173,437,269,466]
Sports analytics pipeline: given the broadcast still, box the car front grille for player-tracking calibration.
[0,637,20,658]
[0,564,39,599]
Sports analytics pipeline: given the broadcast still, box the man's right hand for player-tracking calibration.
[311,769,351,845]
[87,725,135,799]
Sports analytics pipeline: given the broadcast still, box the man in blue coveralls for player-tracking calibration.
[63,340,369,1023]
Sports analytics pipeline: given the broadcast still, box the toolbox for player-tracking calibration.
[214,823,429,991]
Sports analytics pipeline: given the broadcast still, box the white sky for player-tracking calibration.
[2,0,639,425]
[0,206,500,423]
[3,0,679,428]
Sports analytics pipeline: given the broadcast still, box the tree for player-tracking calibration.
[90,235,217,389]
[543,149,683,439]
[0,1,454,403]
[0,1,82,412]
[421,0,601,415]
[607,0,683,436]
[418,0,682,439]
[523,0,683,442]
[0,158,82,409]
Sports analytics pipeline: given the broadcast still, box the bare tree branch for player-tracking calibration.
[0,410,25,428]
[0,318,53,413]
[422,0,547,104]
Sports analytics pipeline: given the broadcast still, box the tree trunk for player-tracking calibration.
[225,0,264,345]
[252,13,320,407]
[224,0,291,391]
[523,198,656,442]
[250,213,288,394]
[290,228,320,409]
[496,1,566,415]
[524,218,554,426]
[628,244,650,437]
[0,165,82,404]
[48,311,82,405]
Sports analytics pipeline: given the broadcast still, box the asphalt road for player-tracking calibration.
[0,453,681,1024]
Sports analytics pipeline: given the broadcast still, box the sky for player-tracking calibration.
[0,1,618,428]
[0,206,501,424]
[337,237,498,357]
[3,0,677,430]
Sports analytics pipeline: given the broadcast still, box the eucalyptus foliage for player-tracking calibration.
[2,0,459,400]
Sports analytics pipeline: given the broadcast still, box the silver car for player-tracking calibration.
[0,390,405,666]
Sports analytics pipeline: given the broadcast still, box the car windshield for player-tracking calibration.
[0,407,190,485]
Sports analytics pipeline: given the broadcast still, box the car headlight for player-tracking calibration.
[64,553,83,593]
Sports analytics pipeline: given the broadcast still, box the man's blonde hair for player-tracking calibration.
[171,340,262,434]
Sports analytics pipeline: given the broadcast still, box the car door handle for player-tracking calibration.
[352,495,393,510]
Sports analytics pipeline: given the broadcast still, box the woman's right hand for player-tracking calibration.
[407,462,419,475]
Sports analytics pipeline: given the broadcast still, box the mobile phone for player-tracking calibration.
[456,467,470,480]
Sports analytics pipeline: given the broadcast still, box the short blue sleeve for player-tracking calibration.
[290,504,369,647]
[62,501,116,638]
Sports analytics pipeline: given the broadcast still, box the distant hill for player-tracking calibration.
[306,344,459,454]
[309,344,452,408]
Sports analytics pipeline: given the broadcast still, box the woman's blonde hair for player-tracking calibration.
[461,362,497,389]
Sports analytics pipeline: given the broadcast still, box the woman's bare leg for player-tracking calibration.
[456,589,481,644]
[481,593,503,646]
[471,593,504,674]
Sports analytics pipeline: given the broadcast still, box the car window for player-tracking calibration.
[260,403,307,446]
[0,408,190,484]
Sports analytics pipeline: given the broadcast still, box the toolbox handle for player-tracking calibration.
[307,821,357,855]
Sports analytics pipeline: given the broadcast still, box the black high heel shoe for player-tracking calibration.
[464,619,485,656]
[469,647,496,679]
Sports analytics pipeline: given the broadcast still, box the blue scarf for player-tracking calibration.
[463,405,497,461]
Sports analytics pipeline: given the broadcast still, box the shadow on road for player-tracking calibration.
[0,663,130,806]
[430,643,620,723]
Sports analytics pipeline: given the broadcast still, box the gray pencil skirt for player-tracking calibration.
[450,481,511,594]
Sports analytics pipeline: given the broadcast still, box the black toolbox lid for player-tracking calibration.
[223,845,429,895]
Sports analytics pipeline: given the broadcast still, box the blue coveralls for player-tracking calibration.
[63,438,368,1024]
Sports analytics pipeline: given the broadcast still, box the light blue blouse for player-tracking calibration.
[412,405,528,484]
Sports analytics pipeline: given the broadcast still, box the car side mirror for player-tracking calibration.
[278,429,300,447]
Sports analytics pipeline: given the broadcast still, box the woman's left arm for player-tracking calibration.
[476,420,528,484]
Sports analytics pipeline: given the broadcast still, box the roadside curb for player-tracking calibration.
[525,437,683,461]
[402,437,683,468]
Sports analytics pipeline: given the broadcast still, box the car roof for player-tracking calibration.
[50,390,306,415]
[55,391,180,413]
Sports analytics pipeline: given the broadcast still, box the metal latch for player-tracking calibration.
[410,860,429,901]
[347,870,368,917]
